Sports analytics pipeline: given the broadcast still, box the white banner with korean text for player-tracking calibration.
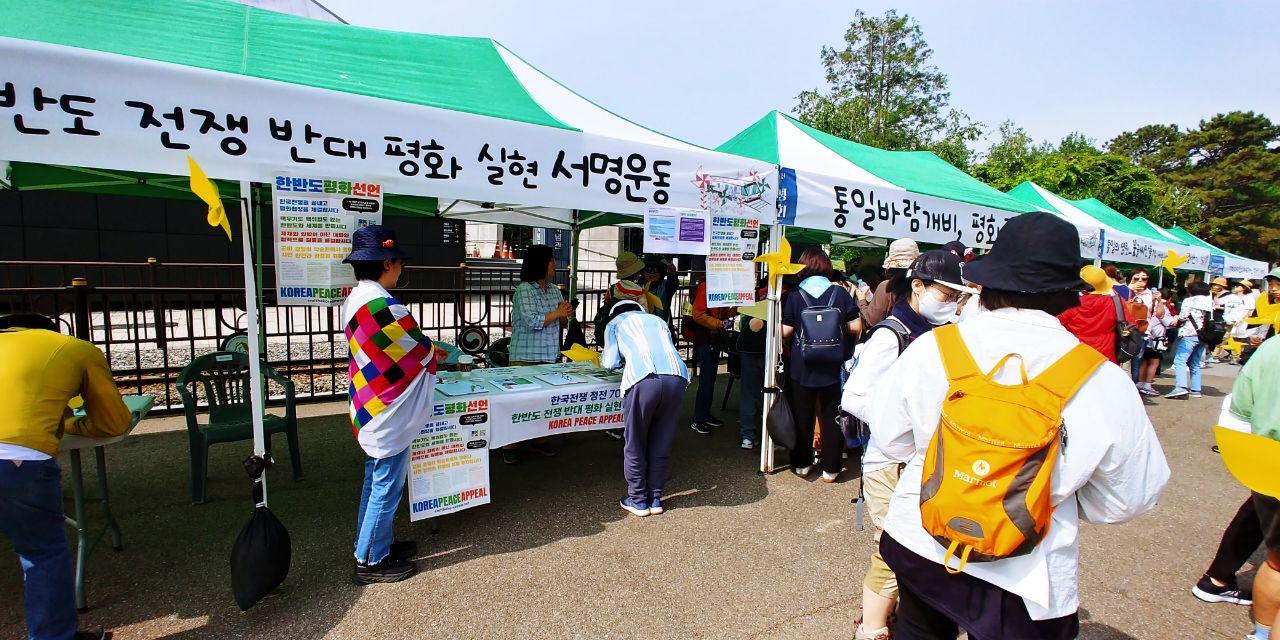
[1,38,777,219]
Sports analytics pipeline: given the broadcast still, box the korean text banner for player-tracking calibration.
[273,175,383,306]
[1,38,778,218]
[706,211,760,309]
[408,397,491,521]
[781,168,1024,249]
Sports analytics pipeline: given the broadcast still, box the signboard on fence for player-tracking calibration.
[643,206,710,256]
[705,211,760,309]
[272,175,383,306]
[408,397,492,521]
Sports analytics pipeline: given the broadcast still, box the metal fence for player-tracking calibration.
[0,260,697,414]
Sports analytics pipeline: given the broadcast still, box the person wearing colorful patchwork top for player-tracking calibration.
[341,225,437,586]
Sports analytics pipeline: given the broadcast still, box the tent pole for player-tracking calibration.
[240,180,269,506]
[253,186,266,352]
[569,210,580,301]
[1094,229,1104,267]
[759,225,784,474]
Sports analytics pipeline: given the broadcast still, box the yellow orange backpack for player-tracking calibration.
[921,324,1104,574]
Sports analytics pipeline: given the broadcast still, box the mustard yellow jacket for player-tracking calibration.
[0,328,130,456]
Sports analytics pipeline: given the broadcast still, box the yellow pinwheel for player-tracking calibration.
[754,234,804,284]
[560,343,602,366]
[1221,334,1243,356]
[1246,294,1280,334]
[1157,249,1188,276]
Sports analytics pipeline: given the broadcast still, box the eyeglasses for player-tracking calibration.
[1131,276,1149,281]
[930,286,963,303]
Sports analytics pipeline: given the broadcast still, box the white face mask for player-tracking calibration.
[916,286,959,325]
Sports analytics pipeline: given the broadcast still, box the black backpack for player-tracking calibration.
[1191,306,1228,347]
[1110,295,1145,363]
[796,288,846,367]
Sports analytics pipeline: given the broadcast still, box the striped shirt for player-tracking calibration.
[510,281,565,364]
[601,310,689,392]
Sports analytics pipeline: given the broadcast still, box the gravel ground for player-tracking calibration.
[0,361,1262,639]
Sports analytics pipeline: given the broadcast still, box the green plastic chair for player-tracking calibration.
[177,351,303,504]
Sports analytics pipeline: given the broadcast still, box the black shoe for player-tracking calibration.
[74,626,110,640]
[690,421,712,435]
[390,539,418,563]
[502,449,521,465]
[704,415,726,428]
[530,441,559,457]
[1191,575,1252,605]
[352,556,416,585]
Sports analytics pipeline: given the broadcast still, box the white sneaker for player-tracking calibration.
[740,438,755,450]
[821,471,840,483]
[855,624,891,640]
[792,465,812,478]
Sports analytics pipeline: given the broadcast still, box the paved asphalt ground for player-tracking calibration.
[0,361,1265,639]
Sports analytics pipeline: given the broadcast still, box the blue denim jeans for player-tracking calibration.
[739,354,765,443]
[692,341,720,423]
[1129,340,1146,382]
[354,446,410,565]
[0,458,78,640]
[1173,336,1205,392]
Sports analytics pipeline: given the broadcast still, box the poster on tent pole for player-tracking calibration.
[643,205,711,256]
[705,211,760,309]
[272,175,383,306]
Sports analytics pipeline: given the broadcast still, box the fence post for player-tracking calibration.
[71,277,90,341]
[147,257,167,348]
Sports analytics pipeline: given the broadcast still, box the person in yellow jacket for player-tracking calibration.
[0,313,130,640]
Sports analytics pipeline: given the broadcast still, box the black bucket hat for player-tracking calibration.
[962,213,1087,292]
[342,225,410,263]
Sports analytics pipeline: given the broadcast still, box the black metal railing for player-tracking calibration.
[0,260,697,414]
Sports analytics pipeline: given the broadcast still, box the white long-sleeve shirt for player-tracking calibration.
[867,307,1170,620]
[841,325,911,474]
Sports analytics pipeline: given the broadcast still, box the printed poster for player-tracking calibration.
[643,205,711,256]
[706,211,760,309]
[408,397,491,521]
[272,175,383,306]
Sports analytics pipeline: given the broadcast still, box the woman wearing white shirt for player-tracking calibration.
[1219,283,1254,363]
[1166,281,1215,398]
[841,251,973,640]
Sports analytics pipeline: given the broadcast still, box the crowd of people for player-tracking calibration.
[2,218,1277,640]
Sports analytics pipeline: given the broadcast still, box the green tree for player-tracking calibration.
[794,9,982,169]
[1154,112,1280,261]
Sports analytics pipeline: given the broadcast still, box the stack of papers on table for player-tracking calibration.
[488,376,541,393]
[533,372,588,387]
[435,380,493,397]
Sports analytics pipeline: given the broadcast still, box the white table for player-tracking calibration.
[58,394,155,612]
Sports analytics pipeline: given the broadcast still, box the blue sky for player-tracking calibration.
[322,0,1279,157]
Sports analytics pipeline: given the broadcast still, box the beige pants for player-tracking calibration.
[862,463,904,597]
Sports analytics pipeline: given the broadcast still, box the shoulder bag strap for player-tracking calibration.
[1033,344,1106,406]
[933,324,981,383]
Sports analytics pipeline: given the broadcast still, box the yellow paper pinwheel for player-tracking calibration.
[1222,334,1243,356]
[1246,294,1280,334]
[754,235,803,284]
[1157,250,1188,276]
[187,156,232,241]
[560,343,601,366]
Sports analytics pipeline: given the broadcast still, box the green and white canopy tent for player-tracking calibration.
[0,0,782,501]
[1005,181,1205,270]
[1070,197,1208,272]
[1162,225,1270,280]
[0,0,777,224]
[717,112,1038,248]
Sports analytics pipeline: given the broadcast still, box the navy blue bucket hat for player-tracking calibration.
[342,225,410,263]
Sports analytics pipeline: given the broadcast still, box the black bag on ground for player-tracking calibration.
[764,386,798,450]
[796,288,845,367]
[230,457,291,611]
[1192,307,1228,347]
[1111,295,1145,363]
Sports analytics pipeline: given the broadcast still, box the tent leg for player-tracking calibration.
[568,211,580,301]
[240,181,269,506]
[759,226,785,474]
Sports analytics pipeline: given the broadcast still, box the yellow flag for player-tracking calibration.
[1246,294,1280,334]
[187,155,231,241]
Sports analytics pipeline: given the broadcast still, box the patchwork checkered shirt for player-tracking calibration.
[346,295,436,434]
